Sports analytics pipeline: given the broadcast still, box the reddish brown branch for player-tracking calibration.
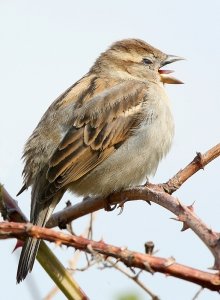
[1,144,220,273]
[47,184,220,270]
[1,221,220,292]
[46,144,220,270]
[48,143,220,228]
[47,144,220,228]
[0,185,27,223]
[163,143,220,194]
[0,187,89,300]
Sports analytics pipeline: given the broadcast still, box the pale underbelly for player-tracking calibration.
[69,117,174,197]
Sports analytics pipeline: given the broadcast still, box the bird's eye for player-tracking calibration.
[142,58,152,65]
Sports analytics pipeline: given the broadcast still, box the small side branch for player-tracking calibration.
[106,258,160,300]
[163,143,220,194]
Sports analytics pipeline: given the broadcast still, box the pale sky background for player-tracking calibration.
[0,1,220,299]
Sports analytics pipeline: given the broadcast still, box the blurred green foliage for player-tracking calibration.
[116,292,141,300]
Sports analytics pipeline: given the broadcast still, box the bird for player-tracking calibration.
[16,38,183,282]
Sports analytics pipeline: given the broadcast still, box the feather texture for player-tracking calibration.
[46,81,148,198]
[17,38,182,282]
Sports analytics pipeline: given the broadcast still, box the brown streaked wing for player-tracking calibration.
[73,81,146,127]
[45,80,148,198]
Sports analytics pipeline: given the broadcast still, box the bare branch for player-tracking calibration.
[47,184,220,270]
[163,143,220,194]
[1,143,220,296]
[0,184,27,223]
[1,221,220,292]
[0,186,89,300]
[46,144,220,270]
[47,143,220,229]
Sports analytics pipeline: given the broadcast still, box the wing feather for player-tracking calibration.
[45,80,148,198]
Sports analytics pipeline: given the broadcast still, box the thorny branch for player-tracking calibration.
[0,221,220,292]
[0,187,89,300]
[1,143,220,295]
[47,143,220,227]
[47,144,220,270]
[162,143,220,194]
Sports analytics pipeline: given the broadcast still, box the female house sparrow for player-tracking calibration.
[17,39,183,282]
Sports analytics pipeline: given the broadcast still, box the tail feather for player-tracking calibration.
[16,237,41,283]
[16,205,49,283]
[16,189,64,283]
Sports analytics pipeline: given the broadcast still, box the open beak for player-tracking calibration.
[159,55,185,84]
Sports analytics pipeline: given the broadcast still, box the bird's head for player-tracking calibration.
[92,39,184,84]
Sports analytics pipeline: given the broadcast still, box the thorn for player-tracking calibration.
[181,223,190,231]
[117,206,123,215]
[104,202,117,211]
[120,246,128,251]
[25,223,33,232]
[171,215,189,231]
[12,240,23,252]
[117,201,125,215]
[98,237,105,243]
[164,256,176,267]
[143,261,154,274]
[208,228,214,234]
[87,244,94,254]
[144,177,149,186]
[187,201,195,211]
[172,214,186,223]
[55,240,62,246]
[170,217,180,222]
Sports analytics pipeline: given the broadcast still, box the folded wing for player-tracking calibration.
[45,80,148,198]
